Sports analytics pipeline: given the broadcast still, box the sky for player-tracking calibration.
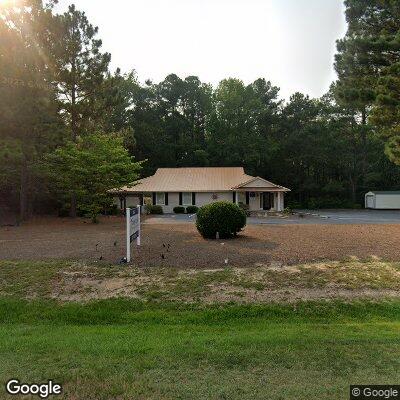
[54,0,347,100]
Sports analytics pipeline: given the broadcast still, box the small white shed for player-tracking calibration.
[365,191,400,209]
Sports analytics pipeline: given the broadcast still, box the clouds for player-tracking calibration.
[54,0,346,100]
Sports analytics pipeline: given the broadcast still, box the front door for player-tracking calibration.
[262,193,274,210]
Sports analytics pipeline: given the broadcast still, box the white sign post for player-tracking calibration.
[126,205,141,263]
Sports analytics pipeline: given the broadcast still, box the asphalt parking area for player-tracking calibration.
[144,209,400,225]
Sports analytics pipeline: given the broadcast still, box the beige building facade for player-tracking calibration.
[111,167,290,213]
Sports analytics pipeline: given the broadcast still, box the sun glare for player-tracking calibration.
[0,0,15,6]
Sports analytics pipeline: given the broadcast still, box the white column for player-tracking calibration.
[277,192,284,212]
[235,191,239,205]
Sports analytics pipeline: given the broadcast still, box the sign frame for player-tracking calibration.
[126,205,141,263]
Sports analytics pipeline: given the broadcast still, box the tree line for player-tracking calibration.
[1,0,400,222]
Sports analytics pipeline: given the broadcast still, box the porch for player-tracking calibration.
[233,190,285,212]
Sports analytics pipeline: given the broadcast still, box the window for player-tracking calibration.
[156,192,165,205]
[182,192,192,205]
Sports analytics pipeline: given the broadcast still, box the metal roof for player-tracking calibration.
[111,167,290,193]
[367,191,400,195]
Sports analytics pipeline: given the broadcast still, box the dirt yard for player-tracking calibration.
[1,216,400,268]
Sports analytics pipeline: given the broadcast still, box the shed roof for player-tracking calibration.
[367,191,400,195]
[111,167,290,193]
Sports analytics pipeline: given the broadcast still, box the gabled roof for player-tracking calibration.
[111,167,290,193]
[233,176,290,191]
[366,191,400,195]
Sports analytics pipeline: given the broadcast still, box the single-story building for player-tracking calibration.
[110,167,290,213]
[365,191,400,209]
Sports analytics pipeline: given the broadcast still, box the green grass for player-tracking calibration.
[0,299,399,399]
[0,260,62,298]
[0,261,399,398]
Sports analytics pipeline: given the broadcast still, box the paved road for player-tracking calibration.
[293,209,400,224]
[144,209,400,225]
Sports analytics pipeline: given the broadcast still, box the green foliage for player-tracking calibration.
[196,201,246,239]
[50,4,111,141]
[44,133,141,222]
[0,1,63,219]
[385,136,400,166]
[153,205,163,214]
[306,197,361,210]
[185,205,198,214]
[336,0,400,165]
[173,206,185,214]
[206,78,280,175]
[146,205,163,214]
[131,74,213,175]
[238,202,250,217]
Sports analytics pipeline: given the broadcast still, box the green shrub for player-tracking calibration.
[146,204,163,214]
[151,205,163,214]
[186,205,198,214]
[238,202,250,217]
[306,197,362,209]
[286,201,302,210]
[196,201,246,239]
[173,206,185,214]
[238,202,249,211]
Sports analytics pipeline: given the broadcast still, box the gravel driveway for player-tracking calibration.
[1,216,400,267]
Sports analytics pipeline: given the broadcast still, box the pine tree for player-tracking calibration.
[0,0,61,221]
[335,0,400,165]
[48,4,111,215]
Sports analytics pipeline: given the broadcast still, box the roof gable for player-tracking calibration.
[111,167,290,193]
[233,176,290,191]
[235,177,278,188]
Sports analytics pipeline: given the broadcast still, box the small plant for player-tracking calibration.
[283,207,293,215]
[196,201,246,239]
[150,205,163,214]
[173,206,185,214]
[146,204,163,214]
[186,205,198,214]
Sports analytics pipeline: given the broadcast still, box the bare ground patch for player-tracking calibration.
[39,259,400,303]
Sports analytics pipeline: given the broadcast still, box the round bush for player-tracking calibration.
[173,206,185,214]
[186,205,198,214]
[196,201,246,239]
[146,205,163,214]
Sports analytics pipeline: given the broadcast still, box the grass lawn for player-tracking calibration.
[0,299,399,399]
[0,260,399,399]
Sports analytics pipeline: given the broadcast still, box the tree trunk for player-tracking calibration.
[349,176,357,204]
[19,158,28,221]
[69,61,78,217]
[360,108,368,185]
[69,194,77,218]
